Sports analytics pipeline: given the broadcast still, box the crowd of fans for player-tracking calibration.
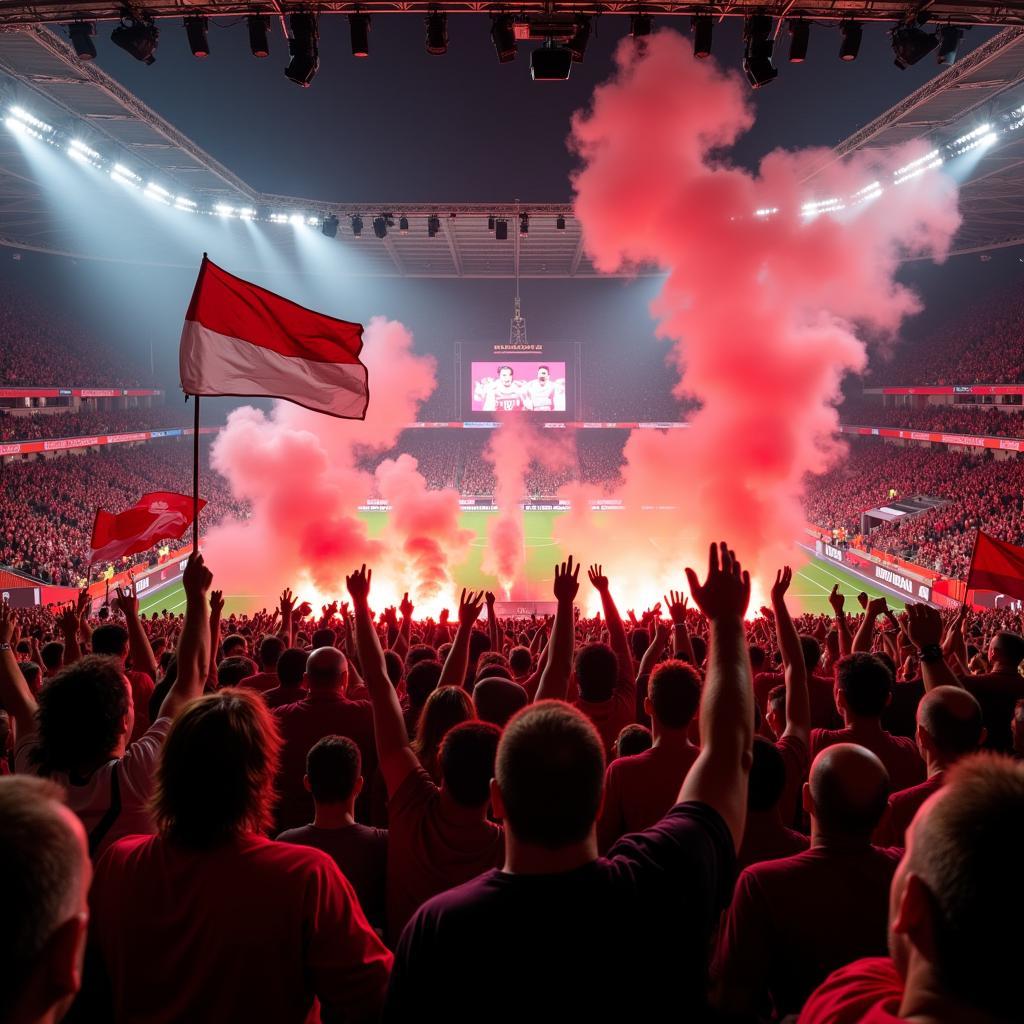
[0,282,148,387]
[805,439,1024,576]
[867,281,1024,385]
[2,543,1022,1023]
[841,398,1024,438]
[0,443,246,586]
[0,406,185,443]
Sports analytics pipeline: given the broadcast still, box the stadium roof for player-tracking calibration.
[4,23,1024,273]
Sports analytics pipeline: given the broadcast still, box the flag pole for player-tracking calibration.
[192,394,201,551]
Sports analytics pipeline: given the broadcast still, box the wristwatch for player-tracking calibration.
[0,642,11,652]
[918,643,943,663]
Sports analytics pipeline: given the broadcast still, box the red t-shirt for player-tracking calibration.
[273,691,376,831]
[811,726,925,793]
[575,685,636,757]
[125,669,155,743]
[385,764,504,944]
[776,733,810,830]
[263,684,308,710]
[874,772,944,847]
[714,844,902,1018]
[239,670,279,694]
[89,832,392,1023]
[735,810,809,872]
[962,670,1024,753]
[597,741,700,851]
[755,671,839,729]
[799,957,905,1024]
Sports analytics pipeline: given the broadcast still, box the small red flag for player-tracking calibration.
[966,531,1024,602]
[89,491,206,564]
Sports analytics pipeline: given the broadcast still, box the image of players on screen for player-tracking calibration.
[472,362,566,413]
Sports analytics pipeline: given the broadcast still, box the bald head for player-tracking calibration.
[807,743,890,837]
[917,686,984,762]
[305,646,348,691]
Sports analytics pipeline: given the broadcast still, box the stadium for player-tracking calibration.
[2,5,1024,1023]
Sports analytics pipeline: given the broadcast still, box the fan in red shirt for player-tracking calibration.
[812,653,925,793]
[801,756,1024,1024]
[961,630,1024,753]
[239,633,286,694]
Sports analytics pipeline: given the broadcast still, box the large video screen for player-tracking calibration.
[471,361,567,413]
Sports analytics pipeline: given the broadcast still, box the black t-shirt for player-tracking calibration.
[383,801,735,1022]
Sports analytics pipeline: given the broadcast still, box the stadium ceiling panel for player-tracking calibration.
[3,1,1024,26]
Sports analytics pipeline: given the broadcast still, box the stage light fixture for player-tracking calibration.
[788,20,809,62]
[321,214,339,238]
[891,23,937,69]
[488,214,496,231]
[399,215,409,233]
[285,13,319,86]
[556,214,566,230]
[937,25,963,65]
[491,15,517,63]
[530,42,572,81]
[427,214,441,237]
[68,21,97,60]
[350,13,371,57]
[184,16,209,58]
[247,15,270,57]
[743,15,778,88]
[351,214,363,236]
[426,12,448,55]
[111,16,159,65]
[630,14,653,38]
[692,14,713,58]
[520,213,529,235]
[495,219,508,240]
[839,20,862,60]
[568,16,591,62]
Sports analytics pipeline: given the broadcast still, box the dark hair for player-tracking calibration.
[20,660,41,695]
[468,630,491,662]
[799,635,822,672]
[690,635,707,667]
[383,650,403,686]
[406,660,442,709]
[748,736,787,812]
[767,683,787,711]
[405,644,437,670]
[629,629,650,664]
[40,641,64,671]
[258,634,285,670]
[412,686,474,781]
[497,701,605,849]
[276,648,308,688]
[222,634,247,657]
[508,646,532,676]
[439,721,501,807]
[475,663,511,684]
[91,623,129,658]
[909,755,1024,1017]
[836,653,893,718]
[311,628,336,649]
[748,644,766,671]
[615,723,652,759]
[538,365,549,373]
[648,660,701,729]
[574,642,618,703]
[306,735,361,804]
[0,776,85,1021]
[473,677,528,728]
[153,689,281,848]
[32,656,129,776]
[218,655,257,689]
[498,364,513,375]
[478,651,509,673]
[992,631,1024,667]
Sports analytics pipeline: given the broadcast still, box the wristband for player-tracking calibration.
[918,644,943,664]
[0,642,10,652]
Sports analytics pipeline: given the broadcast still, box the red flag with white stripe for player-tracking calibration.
[90,491,205,564]
[179,256,368,419]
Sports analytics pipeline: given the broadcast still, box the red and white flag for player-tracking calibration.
[90,491,205,564]
[180,256,368,418]
[967,530,1024,602]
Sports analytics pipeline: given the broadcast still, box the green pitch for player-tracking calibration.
[137,510,905,618]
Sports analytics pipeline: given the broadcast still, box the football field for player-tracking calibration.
[137,510,905,618]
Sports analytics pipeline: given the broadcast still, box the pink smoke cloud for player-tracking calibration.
[559,30,960,606]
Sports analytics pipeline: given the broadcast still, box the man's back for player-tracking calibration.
[811,726,924,792]
[239,670,278,694]
[963,669,1024,752]
[385,802,733,1021]
[88,832,391,1024]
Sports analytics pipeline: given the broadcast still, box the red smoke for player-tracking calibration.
[559,30,960,609]
[202,317,468,613]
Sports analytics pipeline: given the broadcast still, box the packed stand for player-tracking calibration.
[0,281,148,387]
[577,429,629,485]
[581,343,691,422]
[840,398,1024,438]
[0,406,186,443]
[2,537,1022,1024]
[0,442,247,585]
[358,430,460,490]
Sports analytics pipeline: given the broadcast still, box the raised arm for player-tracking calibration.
[906,602,962,692]
[637,620,669,681]
[852,596,887,653]
[828,585,852,657]
[0,603,37,740]
[485,592,500,654]
[438,589,485,690]
[57,604,83,666]
[534,557,580,703]
[206,589,224,688]
[665,591,696,665]
[394,592,413,662]
[157,553,212,720]
[587,565,634,691]
[346,565,417,793]
[771,567,810,747]
[680,542,755,851]
[115,582,158,681]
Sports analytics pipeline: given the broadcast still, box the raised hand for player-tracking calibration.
[345,566,371,604]
[905,602,943,649]
[771,566,793,604]
[587,564,609,593]
[665,590,689,624]
[182,552,213,599]
[322,600,339,619]
[684,541,751,623]
[115,583,139,619]
[76,586,91,619]
[383,606,399,628]
[0,602,16,645]
[57,603,79,635]
[866,596,889,617]
[553,555,581,604]
[295,601,312,620]
[439,608,450,626]
[857,592,869,610]
[279,588,296,617]
[210,590,225,616]
[828,584,845,614]
[485,591,496,606]
[458,589,486,626]
[400,592,414,619]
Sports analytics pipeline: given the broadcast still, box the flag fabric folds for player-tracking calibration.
[966,530,1024,602]
[90,491,206,565]
[180,255,368,419]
